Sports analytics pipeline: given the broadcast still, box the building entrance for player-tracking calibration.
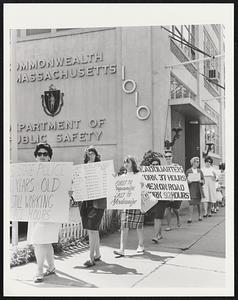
[185,121,200,171]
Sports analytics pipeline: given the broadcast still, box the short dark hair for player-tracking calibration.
[34,143,53,159]
[205,156,213,164]
[219,162,225,170]
[118,166,127,176]
[84,146,101,163]
[141,150,163,166]
[124,155,139,174]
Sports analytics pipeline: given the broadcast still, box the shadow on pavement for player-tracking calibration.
[14,271,96,288]
[55,246,89,261]
[74,261,143,275]
[127,251,174,262]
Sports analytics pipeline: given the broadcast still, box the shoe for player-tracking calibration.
[43,268,56,277]
[152,235,163,243]
[136,246,145,253]
[187,220,192,224]
[33,275,43,283]
[165,227,171,231]
[208,214,212,217]
[177,223,181,227]
[198,217,202,221]
[94,256,101,262]
[83,260,95,267]
[113,250,125,257]
[203,214,208,218]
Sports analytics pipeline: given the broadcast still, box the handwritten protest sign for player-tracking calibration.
[107,173,141,210]
[188,172,201,182]
[72,160,115,201]
[141,191,158,213]
[10,162,73,222]
[141,165,190,201]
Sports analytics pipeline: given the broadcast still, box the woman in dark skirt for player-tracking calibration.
[80,146,106,267]
[113,156,145,256]
[186,156,205,223]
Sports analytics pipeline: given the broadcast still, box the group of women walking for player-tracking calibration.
[27,142,225,283]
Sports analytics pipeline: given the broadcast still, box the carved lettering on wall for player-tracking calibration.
[17,119,106,146]
[16,52,117,83]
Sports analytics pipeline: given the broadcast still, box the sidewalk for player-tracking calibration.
[6,205,226,295]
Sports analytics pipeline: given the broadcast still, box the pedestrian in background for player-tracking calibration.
[27,143,60,283]
[114,155,145,256]
[218,162,226,207]
[79,146,106,267]
[186,157,205,223]
[201,156,217,217]
[164,151,182,231]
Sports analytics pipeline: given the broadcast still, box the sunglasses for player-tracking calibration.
[124,159,130,163]
[37,152,49,157]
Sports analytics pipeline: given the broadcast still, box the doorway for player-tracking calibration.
[185,121,200,171]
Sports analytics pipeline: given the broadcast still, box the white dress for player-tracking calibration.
[27,222,61,244]
[201,167,217,204]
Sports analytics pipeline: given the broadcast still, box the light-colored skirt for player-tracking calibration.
[27,222,61,244]
[201,177,217,204]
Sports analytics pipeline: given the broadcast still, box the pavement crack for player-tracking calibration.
[131,252,181,288]
[180,219,225,251]
[164,262,225,274]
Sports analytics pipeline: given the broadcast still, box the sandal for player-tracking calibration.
[94,256,101,262]
[43,268,56,277]
[152,235,163,243]
[113,250,125,257]
[83,260,95,267]
[33,275,43,283]
[198,217,202,221]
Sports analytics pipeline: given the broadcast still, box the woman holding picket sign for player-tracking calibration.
[140,150,167,243]
[27,143,60,283]
[113,155,147,257]
[186,157,205,223]
[79,146,107,267]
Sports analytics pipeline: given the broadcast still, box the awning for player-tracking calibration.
[168,98,217,125]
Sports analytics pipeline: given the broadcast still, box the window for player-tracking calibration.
[171,25,196,60]
[204,28,220,91]
[170,74,196,100]
[204,103,220,155]
[26,29,51,36]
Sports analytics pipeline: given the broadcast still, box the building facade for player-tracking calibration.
[11,25,225,171]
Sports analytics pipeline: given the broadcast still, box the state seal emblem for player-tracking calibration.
[41,84,64,117]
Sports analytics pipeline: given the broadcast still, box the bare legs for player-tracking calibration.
[203,202,212,216]
[166,207,180,229]
[166,208,172,229]
[88,230,101,262]
[136,228,144,248]
[120,227,129,252]
[116,227,144,254]
[154,218,163,239]
[188,205,193,221]
[34,244,55,277]
[188,204,202,221]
